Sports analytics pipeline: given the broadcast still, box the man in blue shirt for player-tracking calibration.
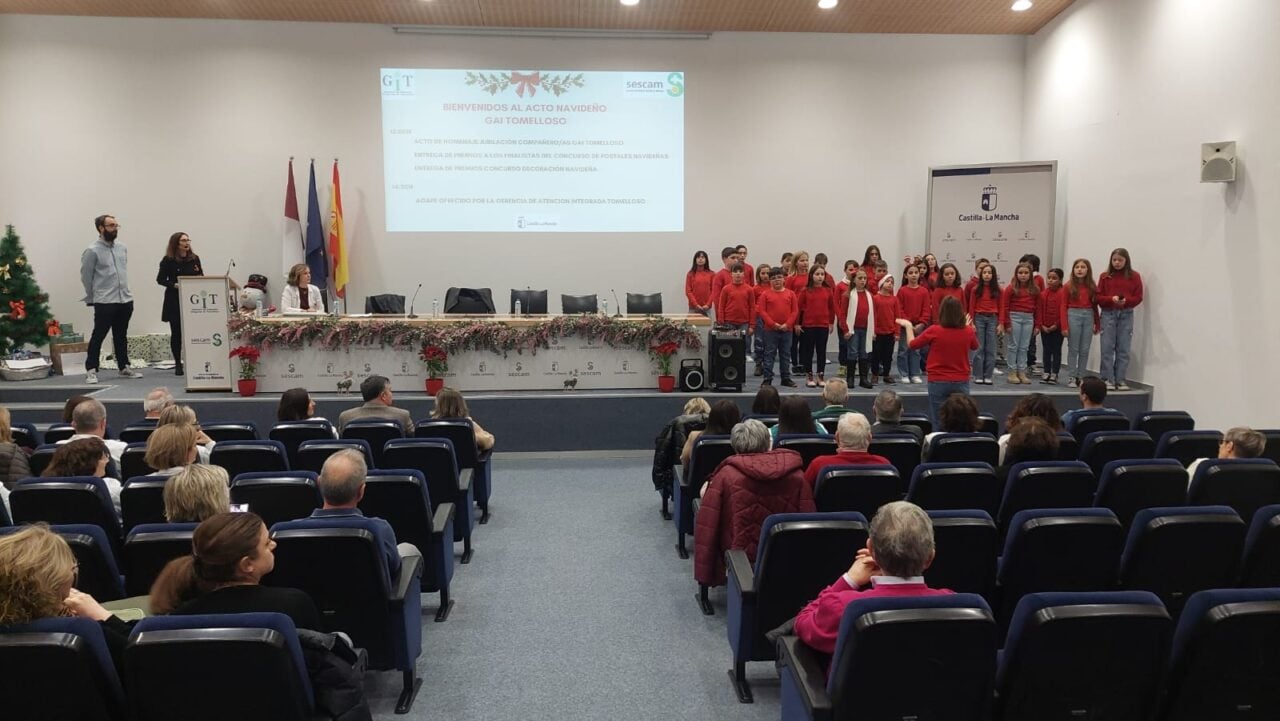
[1061,376,1124,427]
[311,448,404,575]
[80,214,143,384]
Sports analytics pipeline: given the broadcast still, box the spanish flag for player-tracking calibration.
[328,160,349,299]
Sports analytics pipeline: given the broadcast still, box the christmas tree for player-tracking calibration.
[0,225,54,356]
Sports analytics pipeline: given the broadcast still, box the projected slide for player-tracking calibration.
[381,68,685,233]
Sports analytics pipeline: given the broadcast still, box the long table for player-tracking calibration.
[238,314,711,393]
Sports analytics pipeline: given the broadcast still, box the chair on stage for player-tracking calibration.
[443,287,495,314]
[509,289,547,315]
[626,292,663,315]
[560,293,598,314]
[365,294,405,314]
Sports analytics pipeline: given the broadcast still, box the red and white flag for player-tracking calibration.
[282,158,305,276]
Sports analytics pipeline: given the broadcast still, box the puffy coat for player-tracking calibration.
[0,441,31,490]
[694,449,815,586]
[652,413,706,497]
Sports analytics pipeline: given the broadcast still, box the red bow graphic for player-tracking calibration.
[9,300,25,320]
[510,71,541,97]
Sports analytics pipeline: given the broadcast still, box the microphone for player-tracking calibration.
[407,283,423,318]
[225,257,236,276]
[611,288,623,317]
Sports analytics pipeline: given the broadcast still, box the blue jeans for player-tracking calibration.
[1100,308,1135,384]
[973,314,998,381]
[760,328,792,382]
[928,381,970,428]
[753,317,766,360]
[1066,308,1095,380]
[1009,311,1034,372]
[897,327,922,377]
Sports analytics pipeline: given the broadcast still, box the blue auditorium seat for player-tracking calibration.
[1093,459,1189,528]
[382,438,475,564]
[0,616,126,721]
[673,434,733,559]
[926,510,998,600]
[1187,457,1280,522]
[907,462,1001,517]
[361,468,457,622]
[1119,506,1245,618]
[812,465,903,517]
[1240,504,1280,587]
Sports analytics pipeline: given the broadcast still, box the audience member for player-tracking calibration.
[142,387,175,421]
[682,397,711,417]
[310,448,416,576]
[0,405,32,497]
[1061,376,1119,425]
[60,399,128,469]
[163,464,231,523]
[750,384,781,416]
[795,501,951,655]
[803,413,891,489]
[431,387,495,451]
[1187,426,1268,480]
[681,399,742,466]
[42,437,121,513]
[61,395,93,424]
[996,418,1061,484]
[999,393,1062,464]
[811,378,851,422]
[869,390,925,444]
[156,404,215,463]
[693,419,814,586]
[771,396,831,440]
[923,393,980,456]
[337,375,414,434]
[144,424,199,476]
[652,398,708,503]
[276,387,337,436]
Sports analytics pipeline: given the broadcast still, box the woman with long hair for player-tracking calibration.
[156,232,203,376]
[771,396,830,440]
[276,388,337,435]
[685,250,715,315]
[281,263,324,314]
[0,405,32,494]
[431,387,495,451]
[751,384,781,416]
[904,296,978,427]
[682,399,743,466]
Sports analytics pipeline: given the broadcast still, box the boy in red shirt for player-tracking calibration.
[735,244,755,287]
[710,246,740,320]
[871,275,903,385]
[717,264,755,334]
[758,267,799,387]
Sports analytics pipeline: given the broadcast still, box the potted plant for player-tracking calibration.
[229,345,261,396]
[419,345,448,396]
[649,341,679,392]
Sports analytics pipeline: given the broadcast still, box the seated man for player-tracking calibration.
[1061,376,1124,426]
[140,387,174,422]
[337,375,415,434]
[804,412,891,490]
[694,419,814,587]
[795,501,952,655]
[310,448,417,576]
[60,398,128,469]
[1187,426,1268,481]
[812,379,851,423]
[869,390,924,444]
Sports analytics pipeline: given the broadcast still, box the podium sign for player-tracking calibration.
[179,276,233,391]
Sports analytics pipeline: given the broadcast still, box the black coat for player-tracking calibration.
[652,413,706,497]
[157,254,203,322]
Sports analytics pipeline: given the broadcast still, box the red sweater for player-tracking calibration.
[804,451,892,489]
[785,274,809,295]
[969,284,1001,315]
[860,264,885,290]
[718,283,755,325]
[836,289,873,335]
[795,575,953,655]
[1038,286,1064,329]
[897,285,932,324]
[932,286,965,317]
[710,268,734,313]
[1062,284,1101,329]
[909,325,978,381]
[686,269,714,309]
[1000,285,1041,326]
[872,293,902,335]
[1096,270,1144,310]
[758,288,799,329]
[798,286,836,329]
[741,262,755,287]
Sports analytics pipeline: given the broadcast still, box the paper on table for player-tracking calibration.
[4,358,50,370]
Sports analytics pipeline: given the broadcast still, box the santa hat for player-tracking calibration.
[879,273,895,289]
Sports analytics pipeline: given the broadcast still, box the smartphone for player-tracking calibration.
[229,503,250,513]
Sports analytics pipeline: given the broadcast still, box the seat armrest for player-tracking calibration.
[431,502,456,536]
[777,635,833,721]
[476,448,493,464]
[726,549,756,598]
[458,468,473,492]
[390,552,424,602]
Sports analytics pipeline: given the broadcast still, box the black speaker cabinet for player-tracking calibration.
[679,359,705,392]
[709,328,746,391]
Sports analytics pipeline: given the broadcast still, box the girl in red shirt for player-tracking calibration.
[786,251,811,373]
[1037,268,1065,385]
[923,253,941,289]
[905,296,978,426]
[1096,248,1143,391]
[860,245,885,291]
[685,250,714,315]
[971,264,1001,384]
[1000,262,1041,385]
[932,263,966,319]
[751,264,772,376]
[798,265,836,387]
[871,275,903,384]
[1062,258,1101,388]
[896,265,932,383]
[838,269,876,389]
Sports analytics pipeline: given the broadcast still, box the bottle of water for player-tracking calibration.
[255,297,264,318]
[432,299,439,318]
[601,298,609,317]
[514,299,522,317]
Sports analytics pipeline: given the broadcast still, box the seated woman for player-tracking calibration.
[770,395,831,440]
[156,404,215,463]
[144,424,200,477]
[922,393,980,456]
[281,263,324,314]
[1187,426,1268,479]
[431,387,495,451]
[150,511,321,630]
[276,387,337,436]
[164,464,231,523]
[999,393,1062,464]
[996,418,1061,484]
[0,405,32,518]
[750,384,781,417]
[42,436,121,514]
[683,399,743,468]
[652,398,710,505]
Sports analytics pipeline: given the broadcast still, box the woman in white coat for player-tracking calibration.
[281,263,324,313]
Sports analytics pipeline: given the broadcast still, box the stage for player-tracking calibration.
[2,364,1154,452]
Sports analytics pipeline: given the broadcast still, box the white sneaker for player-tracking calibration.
[911,376,923,384]
[84,370,98,384]
[1107,381,1118,391]
[118,367,143,379]
[1116,382,1131,391]
[994,368,1004,375]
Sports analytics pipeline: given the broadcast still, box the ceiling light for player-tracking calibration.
[818,0,839,9]
[621,0,640,6]
[1011,0,1033,11]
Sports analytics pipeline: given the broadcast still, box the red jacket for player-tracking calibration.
[1000,285,1041,327]
[909,325,978,381]
[686,269,714,309]
[694,449,814,586]
[836,288,874,335]
[758,288,799,330]
[798,286,836,329]
[1096,270,1144,310]
[872,293,902,335]
[898,285,932,324]
[804,450,892,489]
[795,575,953,655]
[718,283,755,325]
[932,286,965,317]
[1038,286,1064,329]
[969,283,1001,315]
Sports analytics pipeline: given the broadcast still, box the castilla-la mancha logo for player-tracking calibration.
[981,185,998,211]
[466,71,585,97]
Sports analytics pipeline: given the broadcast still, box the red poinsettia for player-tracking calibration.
[229,345,262,380]
[649,341,680,376]
[418,345,448,378]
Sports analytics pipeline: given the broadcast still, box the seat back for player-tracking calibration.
[868,434,922,480]
[120,475,171,534]
[509,288,548,314]
[625,292,662,315]
[0,524,125,601]
[10,422,39,449]
[816,417,841,434]
[209,440,290,478]
[1187,458,1280,521]
[443,286,496,314]
[998,461,1095,535]
[907,462,1002,517]
[977,414,1000,436]
[1241,504,1280,587]
[1133,410,1195,439]
[364,293,406,314]
[341,421,404,467]
[1093,459,1189,529]
[384,438,462,504]
[898,413,932,435]
[10,477,122,541]
[117,422,158,444]
[827,595,996,721]
[268,421,337,468]
[1079,430,1155,477]
[813,465,904,518]
[775,435,838,469]
[1120,506,1246,617]
[1259,429,1280,465]
[0,617,125,721]
[1162,589,1280,721]
[294,439,373,474]
[43,424,75,444]
[1067,411,1131,444]
[926,511,998,599]
[119,443,154,483]
[1154,429,1222,468]
[997,591,1171,721]
[28,444,58,477]
[925,433,999,466]
[743,414,778,429]
[413,419,483,469]
[359,470,435,556]
[125,613,312,721]
[685,435,734,497]
[1055,432,1080,461]
[122,524,197,597]
[560,293,599,314]
[229,472,321,527]
[200,422,259,442]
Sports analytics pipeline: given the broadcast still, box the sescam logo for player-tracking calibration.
[625,72,684,96]
[666,72,684,97]
[381,70,416,97]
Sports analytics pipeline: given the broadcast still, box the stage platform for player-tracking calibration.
[2,366,1154,452]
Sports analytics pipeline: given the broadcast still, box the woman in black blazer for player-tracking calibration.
[156,232,203,376]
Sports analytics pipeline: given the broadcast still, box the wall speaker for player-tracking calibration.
[709,329,745,391]
[1201,141,1237,183]
[678,359,705,392]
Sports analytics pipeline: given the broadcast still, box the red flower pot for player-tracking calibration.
[426,378,445,396]
[237,379,257,397]
[657,374,676,393]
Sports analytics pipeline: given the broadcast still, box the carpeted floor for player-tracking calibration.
[359,455,779,720]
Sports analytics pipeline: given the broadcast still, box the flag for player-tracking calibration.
[328,160,349,299]
[304,160,329,298]
[282,159,305,276]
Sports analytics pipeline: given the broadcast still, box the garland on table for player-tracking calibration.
[228,314,702,358]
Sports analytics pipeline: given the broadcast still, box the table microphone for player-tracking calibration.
[611,288,623,317]
[225,258,236,276]
[407,283,423,318]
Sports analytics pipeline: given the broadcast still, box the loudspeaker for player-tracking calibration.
[709,329,746,391]
[1201,141,1237,183]
[679,359,705,393]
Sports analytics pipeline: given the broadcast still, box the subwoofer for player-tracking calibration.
[709,328,745,391]
[679,359,705,393]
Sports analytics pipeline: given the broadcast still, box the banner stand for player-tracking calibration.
[179,275,234,391]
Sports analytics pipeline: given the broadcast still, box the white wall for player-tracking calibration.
[1024,0,1280,429]
[0,14,1025,336]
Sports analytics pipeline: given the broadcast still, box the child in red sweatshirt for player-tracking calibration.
[872,275,904,384]
[758,267,800,387]
[1096,248,1143,390]
[896,265,932,384]
[1037,268,1065,384]
[970,264,1001,384]
[750,264,772,376]
[1000,262,1041,385]
[717,264,755,332]
[798,265,836,387]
